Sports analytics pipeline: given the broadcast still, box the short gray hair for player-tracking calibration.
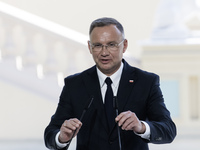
[89,17,125,37]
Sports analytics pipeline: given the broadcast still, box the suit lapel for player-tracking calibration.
[109,60,137,136]
[117,60,137,113]
[82,66,110,133]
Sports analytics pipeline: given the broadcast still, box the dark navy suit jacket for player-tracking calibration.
[44,59,176,150]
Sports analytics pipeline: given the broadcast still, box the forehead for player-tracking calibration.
[90,25,123,42]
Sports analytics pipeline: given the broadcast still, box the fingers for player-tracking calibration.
[63,118,82,131]
[59,118,82,143]
[115,111,144,133]
[115,111,135,130]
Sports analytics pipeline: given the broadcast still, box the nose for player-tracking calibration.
[101,45,109,55]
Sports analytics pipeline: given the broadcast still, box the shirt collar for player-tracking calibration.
[97,62,124,88]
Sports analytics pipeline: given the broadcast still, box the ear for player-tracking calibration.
[123,39,128,53]
[88,41,92,54]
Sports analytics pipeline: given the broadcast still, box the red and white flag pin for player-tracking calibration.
[129,80,134,83]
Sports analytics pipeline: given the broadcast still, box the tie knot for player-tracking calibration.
[105,77,112,86]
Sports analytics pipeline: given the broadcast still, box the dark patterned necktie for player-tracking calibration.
[104,77,115,130]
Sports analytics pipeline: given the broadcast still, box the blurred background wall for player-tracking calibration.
[0,0,200,149]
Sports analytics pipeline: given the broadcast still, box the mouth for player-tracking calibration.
[100,58,110,64]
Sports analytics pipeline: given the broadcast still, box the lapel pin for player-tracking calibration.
[129,80,134,83]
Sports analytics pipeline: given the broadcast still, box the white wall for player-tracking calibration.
[0,79,57,139]
[0,0,160,58]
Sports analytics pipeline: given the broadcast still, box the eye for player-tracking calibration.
[108,43,116,48]
[93,44,102,48]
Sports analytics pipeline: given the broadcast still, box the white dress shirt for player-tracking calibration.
[96,62,123,101]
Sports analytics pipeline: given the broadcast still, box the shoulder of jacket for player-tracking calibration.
[64,65,96,82]
[133,67,159,79]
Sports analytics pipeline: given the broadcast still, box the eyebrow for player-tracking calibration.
[92,41,117,44]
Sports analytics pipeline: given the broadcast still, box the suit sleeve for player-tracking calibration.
[44,78,72,150]
[145,75,177,144]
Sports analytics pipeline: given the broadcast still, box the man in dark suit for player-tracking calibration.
[44,17,176,150]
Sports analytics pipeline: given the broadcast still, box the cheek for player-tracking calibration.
[91,52,99,61]
[114,51,123,59]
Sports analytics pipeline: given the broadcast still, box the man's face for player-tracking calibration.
[88,25,128,76]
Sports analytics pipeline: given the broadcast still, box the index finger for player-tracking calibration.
[115,112,126,122]
[71,118,82,125]
[63,118,82,129]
